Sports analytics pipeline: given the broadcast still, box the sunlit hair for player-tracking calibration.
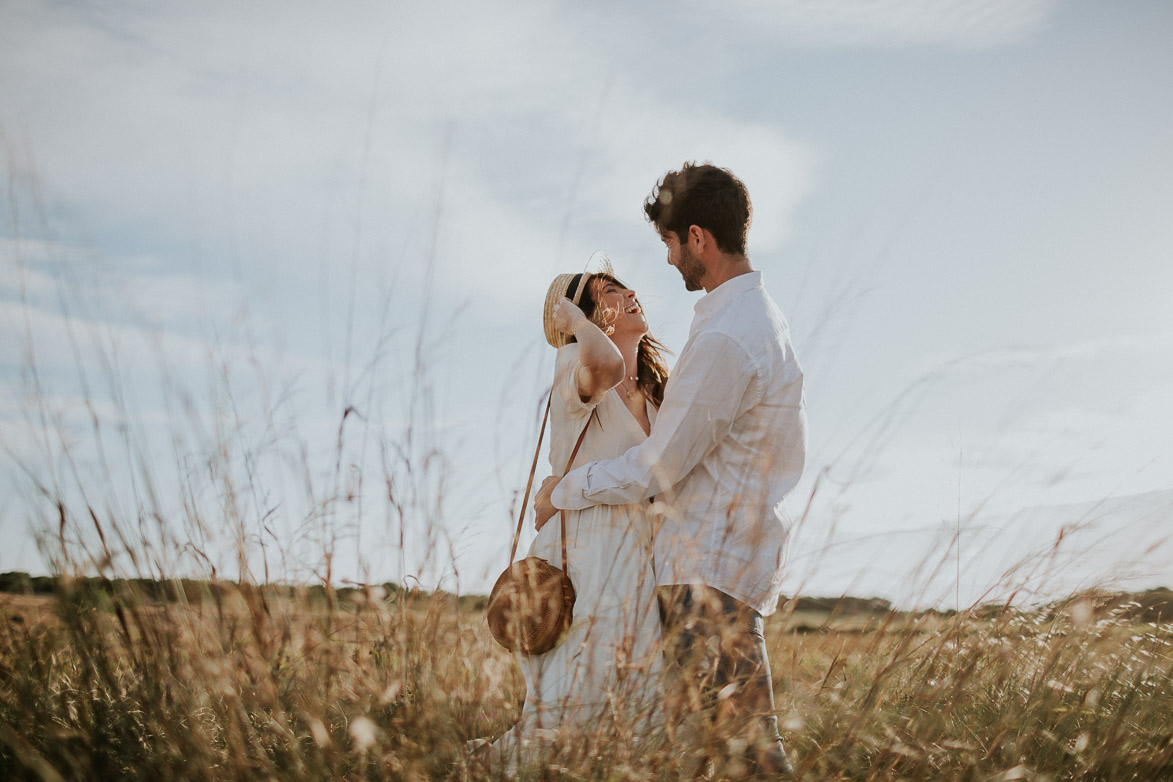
[566,272,671,407]
[643,161,751,256]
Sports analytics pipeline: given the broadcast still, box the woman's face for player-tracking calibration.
[588,276,648,339]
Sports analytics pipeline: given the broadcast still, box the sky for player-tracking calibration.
[2,0,1171,608]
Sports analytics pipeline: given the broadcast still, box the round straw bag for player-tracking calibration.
[487,397,593,655]
[486,558,576,656]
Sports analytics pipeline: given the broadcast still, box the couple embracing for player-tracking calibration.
[489,163,807,779]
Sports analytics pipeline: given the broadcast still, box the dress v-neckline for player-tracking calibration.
[609,388,653,437]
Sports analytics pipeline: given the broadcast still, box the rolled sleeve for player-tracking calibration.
[551,463,593,510]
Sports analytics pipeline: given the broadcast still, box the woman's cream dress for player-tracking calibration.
[491,343,663,765]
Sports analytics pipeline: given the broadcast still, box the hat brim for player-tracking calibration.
[542,252,616,348]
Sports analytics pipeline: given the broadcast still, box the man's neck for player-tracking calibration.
[703,255,754,293]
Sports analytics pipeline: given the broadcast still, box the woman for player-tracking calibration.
[488,261,671,770]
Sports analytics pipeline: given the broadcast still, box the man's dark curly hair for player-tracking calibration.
[643,162,752,256]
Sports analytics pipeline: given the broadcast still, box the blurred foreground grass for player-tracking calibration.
[1,583,1171,781]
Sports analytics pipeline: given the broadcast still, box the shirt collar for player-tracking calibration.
[693,270,763,326]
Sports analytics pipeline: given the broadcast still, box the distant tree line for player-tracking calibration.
[0,571,492,610]
[2,571,1167,622]
[779,595,901,615]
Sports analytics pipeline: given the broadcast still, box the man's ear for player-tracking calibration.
[687,224,706,251]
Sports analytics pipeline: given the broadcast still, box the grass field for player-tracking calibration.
[2,584,1170,781]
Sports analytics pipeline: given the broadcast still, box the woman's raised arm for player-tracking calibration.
[553,297,625,402]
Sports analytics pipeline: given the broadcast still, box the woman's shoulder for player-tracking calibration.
[552,342,585,383]
[553,342,582,365]
[552,342,607,416]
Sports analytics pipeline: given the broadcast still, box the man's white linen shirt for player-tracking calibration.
[551,271,806,616]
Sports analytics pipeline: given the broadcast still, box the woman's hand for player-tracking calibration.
[533,476,561,531]
[553,297,588,336]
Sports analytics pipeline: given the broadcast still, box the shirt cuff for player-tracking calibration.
[550,463,593,511]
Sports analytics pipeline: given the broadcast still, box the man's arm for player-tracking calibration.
[550,331,758,512]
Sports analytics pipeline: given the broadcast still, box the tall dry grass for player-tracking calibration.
[1,584,1171,780]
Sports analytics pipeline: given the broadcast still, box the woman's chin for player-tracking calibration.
[608,324,646,345]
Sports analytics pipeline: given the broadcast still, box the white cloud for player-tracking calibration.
[574,93,817,253]
[0,276,335,414]
[784,488,1173,608]
[701,0,1062,49]
[0,238,96,267]
[1,238,253,336]
[926,332,1173,374]
[0,1,817,319]
[423,99,817,321]
[796,327,1173,593]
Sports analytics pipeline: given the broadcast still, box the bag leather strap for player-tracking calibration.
[508,392,594,568]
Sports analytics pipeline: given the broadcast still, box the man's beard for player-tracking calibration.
[676,245,705,291]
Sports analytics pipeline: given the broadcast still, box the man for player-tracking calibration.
[535,162,806,778]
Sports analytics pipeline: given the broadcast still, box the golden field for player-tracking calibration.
[1,582,1170,781]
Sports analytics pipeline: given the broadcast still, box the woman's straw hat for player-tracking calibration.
[543,252,615,348]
